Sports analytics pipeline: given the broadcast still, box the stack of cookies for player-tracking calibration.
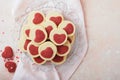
[19,11,75,65]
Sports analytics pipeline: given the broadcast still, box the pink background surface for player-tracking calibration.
[0,0,120,80]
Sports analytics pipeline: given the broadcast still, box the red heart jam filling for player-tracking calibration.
[63,23,74,34]
[34,30,45,43]
[45,26,53,37]
[50,16,62,26]
[33,13,44,24]
[29,44,38,56]
[41,47,53,58]
[52,55,64,62]
[53,34,66,44]
[34,56,45,63]
[5,61,17,73]
[2,46,13,58]
[25,29,30,37]
[57,45,68,54]
[24,39,31,50]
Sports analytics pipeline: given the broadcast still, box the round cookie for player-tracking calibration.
[38,41,57,61]
[29,26,47,44]
[67,35,75,45]
[46,11,64,26]
[58,20,75,36]
[41,21,57,38]
[19,36,31,52]
[32,56,46,64]
[27,42,40,57]
[57,41,71,56]
[27,11,45,26]
[49,29,67,46]
[51,54,67,65]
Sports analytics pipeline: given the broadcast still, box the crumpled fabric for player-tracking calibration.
[12,0,88,80]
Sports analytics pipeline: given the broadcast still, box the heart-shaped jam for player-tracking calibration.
[25,29,30,37]
[57,45,68,54]
[33,56,45,63]
[41,47,53,58]
[33,13,44,24]
[2,46,13,58]
[52,55,64,62]
[63,23,74,35]
[29,45,39,56]
[50,16,62,26]
[34,30,45,43]
[53,34,66,44]
[5,61,17,73]
[24,39,31,50]
[45,26,53,37]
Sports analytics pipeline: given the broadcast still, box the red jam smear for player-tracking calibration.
[34,30,45,43]
[24,39,31,50]
[34,56,45,63]
[45,26,53,37]
[57,45,68,54]
[50,16,62,26]
[63,23,74,34]
[53,34,66,44]
[29,44,39,55]
[41,47,53,58]
[33,13,44,24]
[25,29,30,37]
[52,55,64,62]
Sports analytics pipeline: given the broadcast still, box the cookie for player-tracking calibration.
[51,54,67,65]
[58,20,75,36]
[27,11,45,26]
[46,11,64,26]
[21,25,31,39]
[67,35,75,45]
[41,21,57,38]
[38,41,57,60]
[32,56,46,64]
[19,35,31,52]
[57,41,71,56]
[49,28,67,45]
[27,42,39,57]
[29,26,47,44]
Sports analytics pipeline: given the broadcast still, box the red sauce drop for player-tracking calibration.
[2,46,13,59]
[45,26,53,37]
[25,29,30,37]
[34,30,45,43]
[63,23,74,34]
[29,44,38,56]
[34,56,44,63]
[52,55,64,62]
[50,16,62,26]
[57,45,68,54]
[41,47,53,58]
[53,34,66,44]
[24,39,31,50]
[33,13,44,24]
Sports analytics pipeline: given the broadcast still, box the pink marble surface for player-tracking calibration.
[71,0,120,80]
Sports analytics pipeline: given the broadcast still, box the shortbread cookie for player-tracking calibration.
[58,20,75,36]
[67,35,75,45]
[29,26,47,44]
[42,21,57,38]
[27,11,45,26]
[51,54,67,65]
[38,41,57,60]
[32,56,46,64]
[19,35,31,52]
[49,29,67,45]
[46,11,64,26]
[21,25,31,39]
[57,41,71,56]
[27,42,40,57]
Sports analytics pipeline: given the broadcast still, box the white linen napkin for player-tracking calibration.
[12,0,88,80]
